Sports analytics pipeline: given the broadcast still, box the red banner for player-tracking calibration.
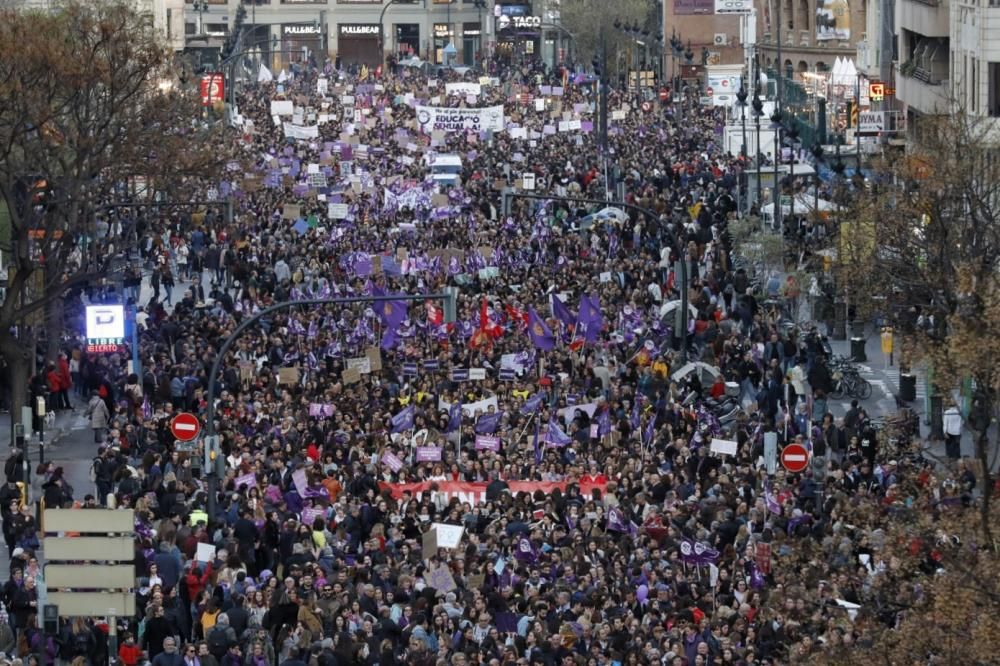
[200,72,225,106]
[379,480,607,506]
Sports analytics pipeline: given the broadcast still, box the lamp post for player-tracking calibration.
[770,109,783,231]
[752,91,763,209]
[193,0,208,36]
[785,122,799,229]
[736,84,748,214]
[811,142,824,223]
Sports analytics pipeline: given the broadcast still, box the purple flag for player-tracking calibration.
[533,416,542,464]
[679,539,721,565]
[544,417,573,446]
[374,292,408,330]
[353,254,373,277]
[526,307,556,351]
[551,295,576,328]
[475,412,502,435]
[519,391,545,416]
[515,536,538,563]
[446,403,463,433]
[643,413,657,445]
[576,294,604,342]
[607,506,629,533]
[764,482,782,515]
[391,405,415,433]
[597,408,612,437]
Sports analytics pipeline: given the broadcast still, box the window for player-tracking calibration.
[205,23,229,35]
[185,22,197,35]
[988,63,1000,117]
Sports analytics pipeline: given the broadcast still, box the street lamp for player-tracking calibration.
[752,91,764,209]
[736,84,748,214]
[811,142,824,224]
[193,0,208,36]
[769,108,783,231]
[785,122,799,228]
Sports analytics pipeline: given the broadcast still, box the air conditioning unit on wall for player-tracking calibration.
[714,33,728,47]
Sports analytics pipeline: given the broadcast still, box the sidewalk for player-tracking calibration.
[0,409,97,585]
[828,328,994,468]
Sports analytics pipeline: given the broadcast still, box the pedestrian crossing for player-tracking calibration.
[883,368,928,402]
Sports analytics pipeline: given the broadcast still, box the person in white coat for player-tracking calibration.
[943,403,963,460]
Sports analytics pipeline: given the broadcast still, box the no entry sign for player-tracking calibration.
[171,413,201,442]
[780,442,809,473]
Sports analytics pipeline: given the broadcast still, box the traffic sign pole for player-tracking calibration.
[780,442,810,473]
[171,412,201,442]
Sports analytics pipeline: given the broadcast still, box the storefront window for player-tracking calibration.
[395,23,420,57]
[462,22,481,67]
[433,23,453,65]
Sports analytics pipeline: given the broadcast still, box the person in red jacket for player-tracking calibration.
[118,632,142,666]
[45,362,63,412]
[57,353,73,410]
[185,561,213,604]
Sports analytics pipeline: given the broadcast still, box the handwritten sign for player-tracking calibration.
[381,452,404,472]
[235,473,256,489]
[196,543,216,564]
[415,446,442,462]
[301,506,325,527]
[427,565,458,593]
[711,438,738,456]
[431,523,465,549]
[346,356,372,374]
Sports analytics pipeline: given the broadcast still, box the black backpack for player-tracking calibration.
[207,626,230,657]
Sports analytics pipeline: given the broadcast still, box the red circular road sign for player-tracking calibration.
[641,101,652,113]
[706,87,714,97]
[171,412,201,442]
[780,443,810,473]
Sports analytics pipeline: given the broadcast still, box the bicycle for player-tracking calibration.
[830,369,873,400]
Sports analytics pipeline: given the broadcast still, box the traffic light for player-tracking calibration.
[443,287,458,324]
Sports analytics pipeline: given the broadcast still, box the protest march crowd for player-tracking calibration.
[0,55,984,666]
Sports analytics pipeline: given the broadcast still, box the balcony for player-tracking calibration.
[896,0,949,38]
[896,68,950,114]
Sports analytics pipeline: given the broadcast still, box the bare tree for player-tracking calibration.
[0,0,223,429]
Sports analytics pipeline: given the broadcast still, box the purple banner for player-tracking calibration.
[474,435,501,452]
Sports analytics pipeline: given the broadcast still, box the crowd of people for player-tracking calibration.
[0,54,982,666]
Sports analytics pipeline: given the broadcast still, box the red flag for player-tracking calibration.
[426,301,443,326]
[505,304,528,328]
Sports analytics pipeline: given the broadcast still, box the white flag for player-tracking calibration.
[277,69,288,83]
[257,64,273,83]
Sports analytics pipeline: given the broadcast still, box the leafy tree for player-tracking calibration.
[832,114,1000,543]
[0,0,222,428]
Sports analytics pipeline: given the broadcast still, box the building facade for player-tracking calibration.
[180,0,496,69]
[892,0,1000,141]
[665,0,744,67]
[754,0,867,78]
